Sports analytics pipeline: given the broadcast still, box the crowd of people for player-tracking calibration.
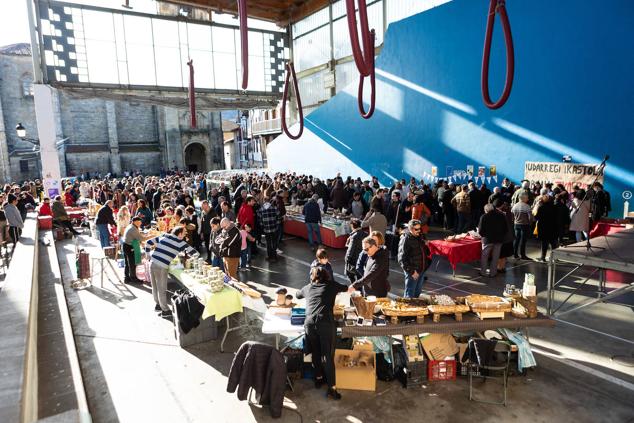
[0,169,610,400]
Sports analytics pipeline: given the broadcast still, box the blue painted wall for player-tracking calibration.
[283,0,634,216]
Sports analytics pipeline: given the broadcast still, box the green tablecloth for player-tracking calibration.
[169,268,243,320]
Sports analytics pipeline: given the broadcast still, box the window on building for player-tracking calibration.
[20,73,34,97]
[20,160,30,173]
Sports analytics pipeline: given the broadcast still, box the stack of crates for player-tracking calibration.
[404,335,427,388]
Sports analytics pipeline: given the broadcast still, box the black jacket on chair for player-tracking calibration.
[227,341,287,418]
[172,289,204,334]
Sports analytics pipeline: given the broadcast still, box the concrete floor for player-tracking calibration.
[55,228,634,423]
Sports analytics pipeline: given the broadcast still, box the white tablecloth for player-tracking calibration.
[261,308,304,337]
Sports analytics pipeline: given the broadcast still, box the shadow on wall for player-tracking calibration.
[270,0,634,215]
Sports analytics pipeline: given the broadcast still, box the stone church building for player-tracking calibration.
[0,43,225,182]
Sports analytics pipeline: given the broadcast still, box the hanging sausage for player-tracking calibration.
[187,59,196,128]
[280,62,304,140]
[481,0,514,109]
[238,0,249,90]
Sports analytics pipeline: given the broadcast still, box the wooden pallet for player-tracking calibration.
[385,313,427,324]
[431,311,464,323]
[427,305,470,323]
[474,310,506,320]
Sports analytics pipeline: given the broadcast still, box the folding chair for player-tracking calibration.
[468,338,512,406]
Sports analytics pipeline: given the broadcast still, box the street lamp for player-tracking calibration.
[15,122,27,139]
[15,122,40,151]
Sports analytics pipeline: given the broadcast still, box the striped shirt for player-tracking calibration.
[146,233,199,269]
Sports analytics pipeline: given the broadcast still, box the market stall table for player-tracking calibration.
[169,267,265,351]
[65,206,87,220]
[589,222,627,238]
[341,313,554,337]
[428,236,482,277]
[283,214,349,249]
[261,307,304,349]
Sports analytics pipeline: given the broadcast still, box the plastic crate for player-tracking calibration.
[404,359,428,387]
[458,361,481,377]
[406,360,428,380]
[428,360,457,381]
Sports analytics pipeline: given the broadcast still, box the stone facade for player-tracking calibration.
[0,43,225,183]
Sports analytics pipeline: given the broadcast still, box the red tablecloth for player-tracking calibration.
[284,219,348,249]
[589,222,626,238]
[428,237,482,270]
[65,206,86,220]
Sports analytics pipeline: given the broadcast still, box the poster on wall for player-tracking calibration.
[489,165,497,176]
[478,166,486,178]
[431,166,438,177]
[445,166,453,178]
[466,165,474,178]
[44,178,61,198]
[524,161,604,192]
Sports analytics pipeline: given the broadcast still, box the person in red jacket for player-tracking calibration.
[64,187,75,207]
[237,195,256,229]
[38,197,53,216]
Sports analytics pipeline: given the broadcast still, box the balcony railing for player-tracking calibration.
[251,117,295,135]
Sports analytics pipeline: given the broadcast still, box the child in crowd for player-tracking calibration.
[310,247,334,281]
[239,223,255,270]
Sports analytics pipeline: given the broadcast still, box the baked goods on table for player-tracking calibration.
[465,295,512,312]
[427,295,470,314]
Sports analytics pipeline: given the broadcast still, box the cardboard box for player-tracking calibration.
[335,349,376,391]
[420,334,459,361]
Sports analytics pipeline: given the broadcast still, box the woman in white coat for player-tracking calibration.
[569,190,591,242]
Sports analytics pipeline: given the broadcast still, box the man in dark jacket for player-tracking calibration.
[95,200,116,248]
[257,199,280,262]
[469,182,484,231]
[478,203,508,277]
[209,217,224,270]
[219,218,242,279]
[398,219,428,298]
[199,201,217,262]
[313,178,329,212]
[329,180,346,210]
[344,219,366,284]
[152,187,163,212]
[302,194,322,250]
[350,237,390,297]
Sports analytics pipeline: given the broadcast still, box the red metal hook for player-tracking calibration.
[238,0,249,90]
[281,62,304,140]
[481,0,514,109]
[357,30,376,119]
[187,59,196,128]
[345,0,373,77]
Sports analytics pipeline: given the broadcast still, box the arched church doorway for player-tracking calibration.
[184,143,206,173]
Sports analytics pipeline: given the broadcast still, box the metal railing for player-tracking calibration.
[251,117,295,135]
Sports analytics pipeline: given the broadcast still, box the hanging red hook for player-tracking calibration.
[481,0,514,109]
[345,0,373,77]
[237,0,249,90]
[357,30,376,119]
[187,59,196,128]
[281,62,304,140]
